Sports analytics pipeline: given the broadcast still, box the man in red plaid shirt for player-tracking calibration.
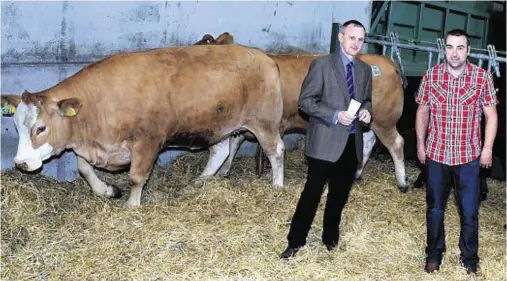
[415,29,498,275]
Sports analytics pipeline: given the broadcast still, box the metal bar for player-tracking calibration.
[483,18,489,49]
[364,37,507,63]
[416,2,424,40]
[330,22,340,54]
[465,14,471,34]
[478,59,484,68]
[443,8,449,34]
[382,45,387,56]
[428,52,433,69]
[370,1,389,32]
[386,1,394,35]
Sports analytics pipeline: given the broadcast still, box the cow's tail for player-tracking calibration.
[388,59,408,89]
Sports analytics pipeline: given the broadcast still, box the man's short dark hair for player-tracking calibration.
[446,29,470,47]
[341,20,366,32]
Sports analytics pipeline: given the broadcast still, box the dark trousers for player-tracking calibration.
[287,135,358,248]
[425,157,480,268]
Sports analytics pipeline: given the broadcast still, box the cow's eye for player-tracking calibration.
[36,125,46,135]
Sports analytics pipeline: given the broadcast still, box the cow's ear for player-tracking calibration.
[1,94,21,115]
[194,34,215,45]
[216,32,234,45]
[57,98,82,117]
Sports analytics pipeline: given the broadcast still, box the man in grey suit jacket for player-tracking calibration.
[280,20,372,259]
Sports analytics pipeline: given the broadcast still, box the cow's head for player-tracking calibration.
[1,91,82,171]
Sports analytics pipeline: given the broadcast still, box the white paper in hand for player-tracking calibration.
[347,99,361,116]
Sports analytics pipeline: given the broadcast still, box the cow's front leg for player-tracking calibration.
[77,156,122,198]
[194,138,230,187]
[124,140,159,208]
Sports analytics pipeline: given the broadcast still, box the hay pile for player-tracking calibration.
[1,142,505,281]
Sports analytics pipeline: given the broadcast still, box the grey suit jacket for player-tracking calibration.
[298,52,372,163]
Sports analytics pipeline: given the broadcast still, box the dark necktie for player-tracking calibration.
[346,62,356,133]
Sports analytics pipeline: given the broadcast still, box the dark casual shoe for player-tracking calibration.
[325,243,337,252]
[279,246,300,259]
[465,265,478,275]
[424,261,440,273]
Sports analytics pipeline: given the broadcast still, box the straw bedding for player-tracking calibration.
[1,140,505,280]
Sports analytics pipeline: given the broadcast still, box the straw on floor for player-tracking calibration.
[1,140,505,281]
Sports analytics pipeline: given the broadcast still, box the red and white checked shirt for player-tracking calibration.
[415,62,498,165]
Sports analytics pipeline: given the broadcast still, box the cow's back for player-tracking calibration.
[269,53,403,133]
[269,54,323,133]
[50,44,282,148]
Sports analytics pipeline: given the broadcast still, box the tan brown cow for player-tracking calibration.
[1,44,285,208]
[195,33,408,191]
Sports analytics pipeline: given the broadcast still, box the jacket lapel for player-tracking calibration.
[330,52,350,104]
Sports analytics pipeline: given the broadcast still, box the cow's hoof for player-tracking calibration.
[397,184,409,193]
[217,171,230,178]
[110,185,123,199]
[354,176,363,182]
[193,177,210,188]
[123,202,140,209]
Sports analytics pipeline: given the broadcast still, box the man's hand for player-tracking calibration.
[480,147,493,168]
[337,111,355,126]
[417,143,426,164]
[358,109,371,124]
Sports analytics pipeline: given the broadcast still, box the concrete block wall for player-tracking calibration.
[1,1,372,181]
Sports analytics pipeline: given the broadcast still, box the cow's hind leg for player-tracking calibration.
[355,130,376,181]
[217,134,245,177]
[194,138,230,187]
[77,156,122,198]
[248,126,284,187]
[124,140,159,208]
[372,126,409,192]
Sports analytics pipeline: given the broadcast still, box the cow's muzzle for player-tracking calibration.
[15,162,29,171]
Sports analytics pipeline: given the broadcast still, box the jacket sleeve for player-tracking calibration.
[298,59,336,125]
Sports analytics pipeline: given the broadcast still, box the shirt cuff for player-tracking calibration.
[332,110,339,124]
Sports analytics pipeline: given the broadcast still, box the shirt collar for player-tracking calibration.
[340,49,355,67]
[441,61,471,78]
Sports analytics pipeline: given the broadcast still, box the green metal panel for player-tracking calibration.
[368,1,494,76]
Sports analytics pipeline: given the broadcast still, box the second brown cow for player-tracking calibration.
[195,33,408,191]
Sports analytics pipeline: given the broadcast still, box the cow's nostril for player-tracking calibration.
[15,162,29,171]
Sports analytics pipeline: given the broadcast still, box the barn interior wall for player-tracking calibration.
[1,1,372,181]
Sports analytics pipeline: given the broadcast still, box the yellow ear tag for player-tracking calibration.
[2,103,16,115]
[65,107,77,117]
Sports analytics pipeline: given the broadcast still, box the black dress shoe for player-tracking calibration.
[279,246,300,259]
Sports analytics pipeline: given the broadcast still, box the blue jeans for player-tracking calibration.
[425,157,480,269]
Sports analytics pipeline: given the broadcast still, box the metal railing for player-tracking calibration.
[366,32,506,77]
